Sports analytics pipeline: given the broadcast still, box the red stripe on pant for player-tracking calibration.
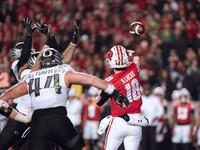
[104,117,114,150]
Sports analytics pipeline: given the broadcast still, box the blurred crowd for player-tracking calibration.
[0,0,200,101]
[0,0,200,150]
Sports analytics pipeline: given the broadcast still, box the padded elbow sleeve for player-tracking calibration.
[96,90,110,106]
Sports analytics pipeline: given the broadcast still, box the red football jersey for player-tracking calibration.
[85,99,101,121]
[105,63,142,117]
[174,101,194,124]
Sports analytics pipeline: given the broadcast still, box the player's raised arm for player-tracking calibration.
[62,21,79,64]
[17,18,36,71]
[31,24,52,71]
[127,50,140,69]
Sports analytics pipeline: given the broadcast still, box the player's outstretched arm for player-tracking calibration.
[0,81,28,102]
[36,21,59,50]
[65,71,129,109]
[62,21,79,64]
[31,24,52,72]
[17,18,36,70]
[127,50,140,69]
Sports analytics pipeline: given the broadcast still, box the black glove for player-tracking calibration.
[36,21,48,34]
[45,24,52,46]
[112,89,130,109]
[71,21,80,44]
[23,18,37,36]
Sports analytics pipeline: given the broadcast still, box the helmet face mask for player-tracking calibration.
[12,42,24,61]
[28,52,39,69]
[12,42,36,61]
[39,48,62,69]
[107,45,129,69]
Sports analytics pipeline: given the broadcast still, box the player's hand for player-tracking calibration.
[0,100,9,109]
[71,21,80,44]
[112,90,130,109]
[47,24,52,36]
[127,50,134,57]
[45,24,52,46]
[36,21,48,34]
[23,18,37,35]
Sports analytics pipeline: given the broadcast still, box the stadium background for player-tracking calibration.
[0,0,200,150]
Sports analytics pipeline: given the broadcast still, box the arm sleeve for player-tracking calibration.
[17,35,32,70]
[96,90,110,106]
[49,35,59,52]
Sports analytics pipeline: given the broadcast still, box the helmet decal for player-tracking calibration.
[106,45,129,69]
[107,50,113,61]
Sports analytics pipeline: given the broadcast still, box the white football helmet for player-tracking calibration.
[12,42,24,61]
[107,45,129,69]
[171,90,180,101]
[152,86,165,97]
[179,88,190,103]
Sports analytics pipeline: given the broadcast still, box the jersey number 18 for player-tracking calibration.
[124,78,141,102]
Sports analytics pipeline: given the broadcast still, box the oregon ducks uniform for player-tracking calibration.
[0,60,31,150]
[24,64,85,150]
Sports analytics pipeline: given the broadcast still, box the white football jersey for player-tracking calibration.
[11,60,20,81]
[16,69,32,115]
[11,60,32,115]
[24,64,74,111]
[11,60,20,103]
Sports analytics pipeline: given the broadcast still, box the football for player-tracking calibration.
[129,22,145,35]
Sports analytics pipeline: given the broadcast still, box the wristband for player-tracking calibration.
[96,90,110,106]
[104,84,115,95]
[70,42,77,46]
[132,52,139,57]
[0,107,12,117]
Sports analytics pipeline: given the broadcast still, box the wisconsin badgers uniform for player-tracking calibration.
[105,63,142,116]
[103,62,142,150]
[83,99,101,140]
[172,101,194,143]
[24,64,85,150]
[156,99,169,143]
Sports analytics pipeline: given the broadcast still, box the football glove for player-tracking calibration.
[45,24,52,46]
[111,90,130,109]
[23,18,37,35]
[71,21,80,44]
[0,100,12,117]
[36,21,48,34]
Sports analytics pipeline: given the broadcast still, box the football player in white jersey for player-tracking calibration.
[0,18,37,150]
[0,47,128,150]
[0,19,80,150]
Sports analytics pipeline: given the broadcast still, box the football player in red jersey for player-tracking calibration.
[171,88,195,150]
[96,45,148,150]
[82,86,102,150]
[153,86,171,150]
